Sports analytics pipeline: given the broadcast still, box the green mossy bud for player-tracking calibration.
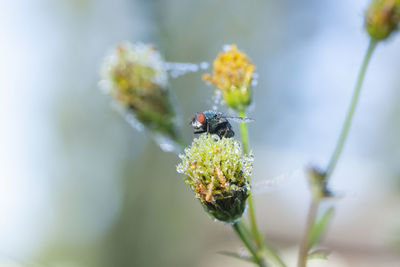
[177,134,253,223]
[101,42,180,142]
[365,0,400,40]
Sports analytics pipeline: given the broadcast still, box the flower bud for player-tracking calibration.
[177,134,252,223]
[101,42,180,143]
[203,45,255,110]
[365,0,400,40]
[307,166,332,200]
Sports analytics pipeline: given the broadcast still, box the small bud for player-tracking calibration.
[101,42,180,143]
[177,134,253,223]
[307,166,332,200]
[365,0,400,40]
[203,45,255,110]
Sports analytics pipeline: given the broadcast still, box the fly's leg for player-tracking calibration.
[194,130,206,134]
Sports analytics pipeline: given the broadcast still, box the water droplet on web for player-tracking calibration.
[98,79,111,94]
[111,102,183,154]
[222,44,232,52]
[238,247,249,258]
[124,112,145,132]
[199,62,209,70]
[176,164,185,174]
[251,72,259,87]
[164,61,210,79]
[111,102,145,132]
[211,90,222,110]
[252,169,303,195]
[153,133,183,154]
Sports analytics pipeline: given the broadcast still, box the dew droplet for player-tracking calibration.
[111,102,145,132]
[211,90,222,110]
[153,133,183,154]
[222,44,232,52]
[199,62,209,69]
[164,61,210,79]
[252,169,302,195]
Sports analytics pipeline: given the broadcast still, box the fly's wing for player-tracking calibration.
[218,114,255,123]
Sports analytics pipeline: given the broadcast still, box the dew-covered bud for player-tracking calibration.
[177,134,252,223]
[100,42,180,144]
[203,45,255,111]
[365,0,400,40]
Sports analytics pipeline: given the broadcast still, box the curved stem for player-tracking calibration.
[233,221,265,267]
[238,108,286,267]
[297,39,378,267]
[325,39,377,178]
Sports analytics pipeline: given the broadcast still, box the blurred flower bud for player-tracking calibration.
[365,0,400,40]
[101,42,181,146]
[203,45,255,111]
[307,166,332,200]
[177,134,253,223]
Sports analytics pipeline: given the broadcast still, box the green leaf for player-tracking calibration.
[309,206,334,248]
[307,249,331,260]
[217,251,256,264]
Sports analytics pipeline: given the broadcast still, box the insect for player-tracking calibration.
[191,110,254,138]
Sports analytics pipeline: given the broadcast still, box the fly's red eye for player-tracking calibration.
[196,113,206,124]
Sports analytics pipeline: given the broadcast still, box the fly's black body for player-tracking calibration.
[191,110,253,138]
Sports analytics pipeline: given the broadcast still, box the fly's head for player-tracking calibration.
[191,112,207,130]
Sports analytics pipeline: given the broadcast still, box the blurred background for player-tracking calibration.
[1,0,400,266]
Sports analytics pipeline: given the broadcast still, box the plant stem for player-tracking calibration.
[297,200,319,267]
[325,39,377,178]
[238,109,250,154]
[233,221,265,267]
[238,108,286,267]
[297,39,378,267]
[238,108,262,249]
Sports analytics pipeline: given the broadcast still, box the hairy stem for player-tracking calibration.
[297,39,378,267]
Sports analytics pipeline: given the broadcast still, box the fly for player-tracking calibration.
[190,110,254,138]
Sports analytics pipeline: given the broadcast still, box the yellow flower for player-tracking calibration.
[366,0,400,40]
[203,45,255,110]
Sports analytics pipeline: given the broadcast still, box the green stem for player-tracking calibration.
[325,39,377,178]
[263,241,287,267]
[238,109,250,154]
[238,108,286,267]
[238,108,262,249]
[297,200,319,267]
[233,221,266,267]
[297,39,378,267]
